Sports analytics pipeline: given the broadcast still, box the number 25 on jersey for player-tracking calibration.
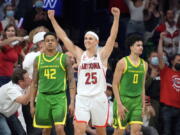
[85,72,97,84]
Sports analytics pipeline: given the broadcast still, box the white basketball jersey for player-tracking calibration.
[77,51,107,96]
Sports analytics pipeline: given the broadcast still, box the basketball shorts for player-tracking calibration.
[113,95,143,129]
[33,92,67,128]
[75,92,109,127]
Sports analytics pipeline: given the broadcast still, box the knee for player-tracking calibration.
[55,125,64,133]
[75,130,84,135]
[75,126,85,134]
[96,127,106,135]
[42,128,51,135]
[74,122,86,135]
[113,128,125,135]
[131,125,141,135]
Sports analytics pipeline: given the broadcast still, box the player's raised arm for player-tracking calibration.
[48,10,83,59]
[100,7,120,60]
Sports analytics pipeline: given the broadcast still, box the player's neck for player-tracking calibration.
[45,50,57,57]
[129,54,140,62]
[86,48,96,58]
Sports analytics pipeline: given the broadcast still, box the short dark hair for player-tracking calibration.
[11,68,27,84]
[125,34,144,47]
[44,32,57,39]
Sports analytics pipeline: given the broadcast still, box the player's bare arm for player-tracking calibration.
[100,7,120,64]
[30,59,38,118]
[112,58,128,120]
[48,10,83,60]
[142,61,148,116]
[65,55,76,116]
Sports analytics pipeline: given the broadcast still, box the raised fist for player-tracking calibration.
[48,10,55,20]
[111,7,120,17]
[160,32,167,39]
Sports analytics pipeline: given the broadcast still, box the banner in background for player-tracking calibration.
[43,0,63,16]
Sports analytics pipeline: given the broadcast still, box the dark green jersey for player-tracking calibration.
[119,56,146,97]
[36,52,67,93]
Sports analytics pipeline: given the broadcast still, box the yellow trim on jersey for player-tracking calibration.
[60,53,66,71]
[123,57,127,74]
[37,54,41,70]
[42,52,59,62]
[127,56,141,68]
[33,116,52,128]
[54,99,67,125]
[60,53,66,91]
[63,75,67,91]
[142,60,146,72]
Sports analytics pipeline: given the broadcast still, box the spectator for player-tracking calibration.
[125,0,149,36]
[23,31,46,79]
[144,0,162,32]
[158,32,180,135]
[28,26,49,44]
[0,68,31,135]
[153,10,180,57]
[0,24,25,86]
[145,51,161,133]
[0,3,18,31]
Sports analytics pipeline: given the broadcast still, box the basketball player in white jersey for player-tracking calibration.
[48,7,120,135]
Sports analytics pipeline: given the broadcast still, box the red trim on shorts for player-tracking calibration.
[94,101,110,127]
[74,115,87,124]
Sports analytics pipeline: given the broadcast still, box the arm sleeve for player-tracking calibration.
[7,86,22,102]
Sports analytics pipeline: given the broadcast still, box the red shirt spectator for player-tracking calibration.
[0,45,22,76]
[0,24,24,86]
[160,65,180,108]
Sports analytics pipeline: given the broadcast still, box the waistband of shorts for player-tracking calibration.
[40,91,65,95]
[77,91,106,97]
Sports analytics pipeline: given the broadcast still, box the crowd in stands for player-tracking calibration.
[0,0,180,135]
